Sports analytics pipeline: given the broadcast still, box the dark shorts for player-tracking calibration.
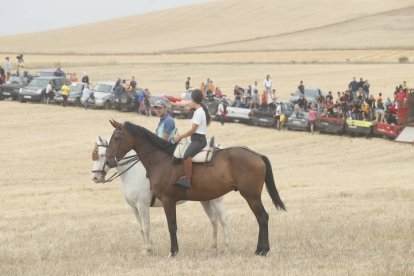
[183,133,207,159]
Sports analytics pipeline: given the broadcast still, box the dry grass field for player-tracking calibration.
[1,0,414,275]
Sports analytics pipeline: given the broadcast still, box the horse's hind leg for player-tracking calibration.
[200,201,218,248]
[243,196,270,256]
[136,202,152,254]
[211,198,229,247]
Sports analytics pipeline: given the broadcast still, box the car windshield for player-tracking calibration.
[28,79,50,87]
[37,71,56,77]
[181,92,192,100]
[70,84,83,93]
[93,84,112,93]
[9,76,23,84]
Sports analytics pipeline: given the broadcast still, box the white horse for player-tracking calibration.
[91,136,228,254]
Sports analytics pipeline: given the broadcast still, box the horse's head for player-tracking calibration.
[91,136,110,183]
[105,120,134,168]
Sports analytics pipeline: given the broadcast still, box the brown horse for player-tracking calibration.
[105,120,286,257]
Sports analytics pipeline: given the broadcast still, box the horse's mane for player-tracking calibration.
[124,121,176,155]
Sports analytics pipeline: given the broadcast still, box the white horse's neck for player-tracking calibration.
[116,150,149,200]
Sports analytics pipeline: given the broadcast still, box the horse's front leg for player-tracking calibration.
[163,199,179,257]
[136,202,152,254]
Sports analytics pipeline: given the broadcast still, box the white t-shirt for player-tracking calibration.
[46,84,52,93]
[263,78,273,90]
[191,107,207,135]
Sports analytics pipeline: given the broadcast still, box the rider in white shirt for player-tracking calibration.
[173,89,211,189]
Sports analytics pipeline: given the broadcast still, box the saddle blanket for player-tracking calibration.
[173,137,218,163]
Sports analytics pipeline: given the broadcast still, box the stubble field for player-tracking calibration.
[0,55,413,275]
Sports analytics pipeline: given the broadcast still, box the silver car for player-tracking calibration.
[81,81,115,109]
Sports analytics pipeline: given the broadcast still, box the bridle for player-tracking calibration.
[91,139,140,183]
[105,129,176,177]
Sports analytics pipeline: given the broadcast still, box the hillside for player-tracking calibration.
[1,0,414,54]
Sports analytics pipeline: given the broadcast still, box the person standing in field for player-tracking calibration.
[16,55,25,77]
[309,104,318,135]
[144,88,151,117]
[81,72,89,84]
[185,77,191,90]
[4,57,12,82]
[263,75,273,93]
[60,81,70,107]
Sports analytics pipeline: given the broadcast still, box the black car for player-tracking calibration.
[0,75,29,100]
[286,112,312,131]
[18,76,66,103]
[251,102,294,127]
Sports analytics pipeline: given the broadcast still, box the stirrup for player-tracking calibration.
[174,176,191,189]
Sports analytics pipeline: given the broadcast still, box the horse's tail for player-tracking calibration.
[261,155,286,211]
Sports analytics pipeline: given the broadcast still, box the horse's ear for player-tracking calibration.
[98,136,104,144]
[109,119,120,129]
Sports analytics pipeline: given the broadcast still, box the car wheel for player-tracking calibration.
[103,101,110,110]
[19,96,26,103]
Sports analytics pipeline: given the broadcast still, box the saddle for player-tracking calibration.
[173,136,219,164]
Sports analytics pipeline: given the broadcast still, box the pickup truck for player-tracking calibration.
[226,104,252,124]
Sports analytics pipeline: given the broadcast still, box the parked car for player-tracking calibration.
[35,69,67,79]
[290,88,325,104]
[319,116,346,134]
[169,90,194,118]
[286,112,311,131]
[250,102,294,127]
[226,103,252,124]
[81,81,115,109]
[18,76,66,103]
[0,75,29,100]
[54,82,87,106]
[113,88,144,112]
[204,95,221,116]
[345,119,373,136]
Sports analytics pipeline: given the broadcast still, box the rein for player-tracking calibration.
[103,128,177,183]
[91,142,141,183]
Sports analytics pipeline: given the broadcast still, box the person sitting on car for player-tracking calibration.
[260,90,268,111]
[351,100,362,120]
[250,88,259,110]
[54,67,65,77]
[214,87,222,98]
[233,86,242,108]
[361,100,370,121]
[324,98,334,116]
[296,94,307,111]
[70,73,78,83]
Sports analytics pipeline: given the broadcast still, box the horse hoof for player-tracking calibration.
[255,250,268,257]
[211,244,218,249]
[141,248,151,256]
[168,251,178,258]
